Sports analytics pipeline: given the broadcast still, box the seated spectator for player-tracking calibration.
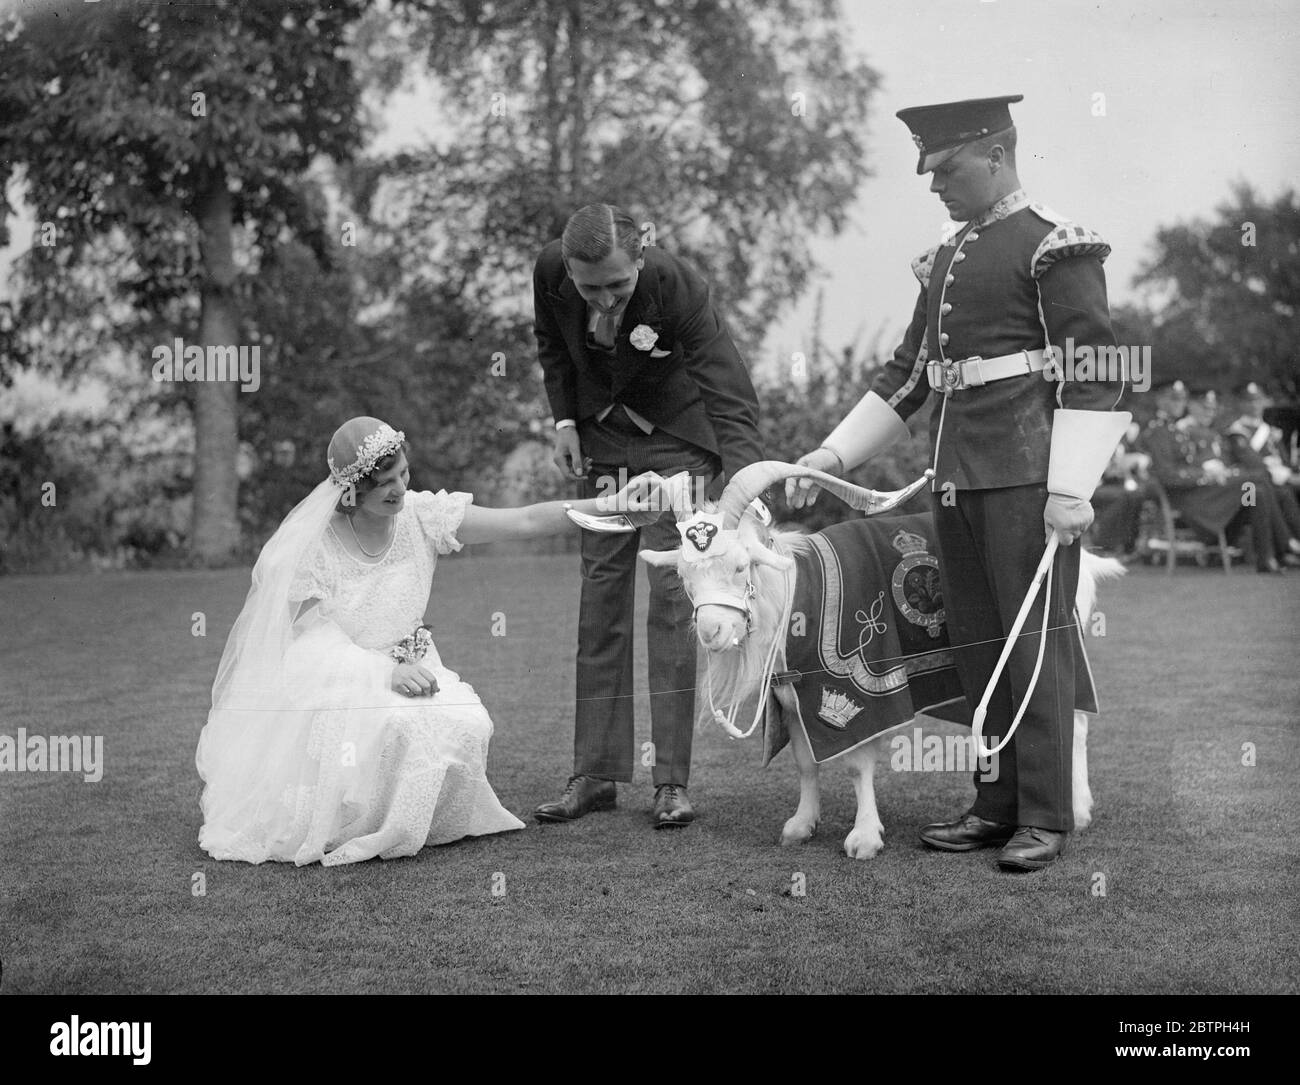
[1089,421,1157,561]
[1226,380,1300,544]
[1164,385,1297,572]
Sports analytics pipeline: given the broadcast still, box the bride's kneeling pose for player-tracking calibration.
[197,415,657,866]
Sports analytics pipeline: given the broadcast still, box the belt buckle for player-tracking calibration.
[938,357,976,393]
[958,356,984,388]
[929,359,963,394]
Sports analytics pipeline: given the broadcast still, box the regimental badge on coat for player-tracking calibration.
[890,527,945,638]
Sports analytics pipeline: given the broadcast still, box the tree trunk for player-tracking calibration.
[190,166,241,565]
[565,0,587,194]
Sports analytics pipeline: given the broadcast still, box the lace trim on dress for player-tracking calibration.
[411,490,473,556]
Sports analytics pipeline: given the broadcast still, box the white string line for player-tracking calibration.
[216,614,1089,710]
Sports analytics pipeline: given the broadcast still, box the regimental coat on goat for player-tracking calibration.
[765,514,1098,768]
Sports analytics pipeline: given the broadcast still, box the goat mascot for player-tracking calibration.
[615,463,1123,860]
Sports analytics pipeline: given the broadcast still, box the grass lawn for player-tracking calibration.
[1,551,1297,994]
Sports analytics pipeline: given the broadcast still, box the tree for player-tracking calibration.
[377,0,878,354]
[1131,183,1300,396]
[0,0,369,563]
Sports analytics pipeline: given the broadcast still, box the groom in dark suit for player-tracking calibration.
[532,203,764,827]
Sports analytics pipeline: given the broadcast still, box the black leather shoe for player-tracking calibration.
[919,813,1016,851]
[652,784,694,828]
[533,775,616,822]
[996,826,1068,871]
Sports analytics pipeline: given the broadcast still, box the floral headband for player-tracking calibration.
[328,423,406,488]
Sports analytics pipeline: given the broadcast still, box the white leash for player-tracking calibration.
[933,384,1058,760]
[971,534,1059,758]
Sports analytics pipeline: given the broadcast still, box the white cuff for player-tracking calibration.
[821,391,910,473]
[1048,409,1133,501]
[555,419,576,430]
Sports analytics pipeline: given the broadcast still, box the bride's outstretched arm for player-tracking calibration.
[456,472,663,545]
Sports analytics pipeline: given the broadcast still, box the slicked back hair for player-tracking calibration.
[968,125,1017,168]
[561,204,643,266]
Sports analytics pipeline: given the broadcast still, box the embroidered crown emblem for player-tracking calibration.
[818,687,864,730]
[891,527,928,556]
[329,424,406,488]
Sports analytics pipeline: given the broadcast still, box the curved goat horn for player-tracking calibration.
[718,460,935,529]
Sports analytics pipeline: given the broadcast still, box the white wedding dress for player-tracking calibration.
[197,489,524,866]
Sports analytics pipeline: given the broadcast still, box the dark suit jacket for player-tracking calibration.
[533,240,764,483]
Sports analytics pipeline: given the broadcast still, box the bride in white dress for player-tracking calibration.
[197,416,659,866]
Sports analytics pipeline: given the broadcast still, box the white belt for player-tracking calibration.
[927,348,1046,393]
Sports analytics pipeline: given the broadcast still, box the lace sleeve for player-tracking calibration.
[289,536,336,603]
[411,489,474,556]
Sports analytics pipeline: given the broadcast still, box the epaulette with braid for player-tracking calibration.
[1030,203,1110,278]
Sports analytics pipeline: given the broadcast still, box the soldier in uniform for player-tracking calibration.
[1144,383,1293,572]
[1226,381,1300,544]
[789,95,1126,871]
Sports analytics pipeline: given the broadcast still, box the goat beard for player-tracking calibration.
[692,535,806,734]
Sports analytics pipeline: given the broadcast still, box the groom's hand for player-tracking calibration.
[602,471,665,525]
[553,427,589,478]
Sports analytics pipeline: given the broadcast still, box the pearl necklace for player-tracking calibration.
[348,514,395,558]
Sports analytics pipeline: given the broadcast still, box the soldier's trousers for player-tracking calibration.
[935,483,1082,831]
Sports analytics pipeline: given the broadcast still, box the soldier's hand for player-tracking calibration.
[1044,493,1093,546]
[786,447,843,508]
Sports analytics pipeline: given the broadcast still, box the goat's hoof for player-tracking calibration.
[780,819,818,846]
[843,827,884,860]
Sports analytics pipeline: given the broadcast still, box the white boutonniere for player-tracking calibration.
[629,324,659,351]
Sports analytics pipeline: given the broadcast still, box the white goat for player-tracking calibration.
[639,461,1124,860]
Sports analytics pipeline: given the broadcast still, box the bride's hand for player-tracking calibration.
[392,662,439,697]
[595,470,665,517]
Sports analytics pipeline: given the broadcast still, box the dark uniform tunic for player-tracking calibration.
[868,189,1124,831]
[1226,415,1300,539]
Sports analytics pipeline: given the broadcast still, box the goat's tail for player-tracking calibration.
[1077,549,1125,625]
